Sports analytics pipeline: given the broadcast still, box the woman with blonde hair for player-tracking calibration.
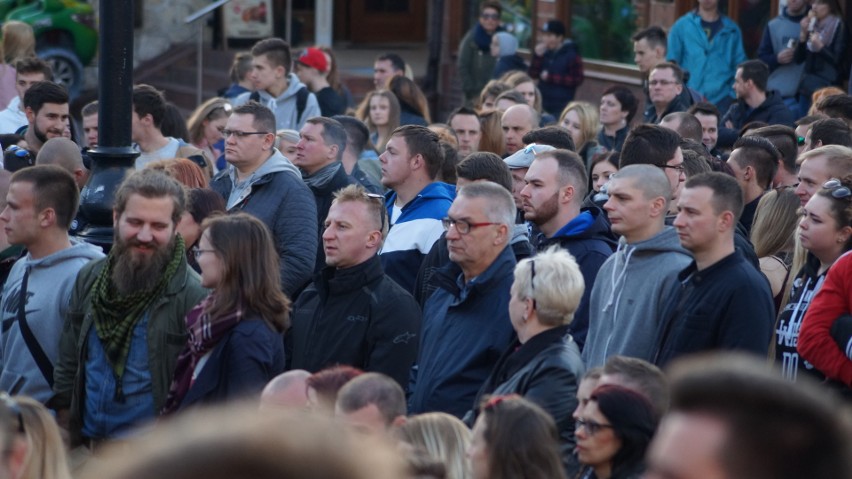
[503,71,553,124]
[15,396,71,479]
[395,412,472,479]
[186,98,232,170]
[0,21,36,109]
[559,101,600,164]
[750,187,799,314]
[356,90,400,152]
[477,80,511,115]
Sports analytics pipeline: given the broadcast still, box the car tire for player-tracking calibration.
[37,47,84,98]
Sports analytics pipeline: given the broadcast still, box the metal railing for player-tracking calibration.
[185,0,231,106]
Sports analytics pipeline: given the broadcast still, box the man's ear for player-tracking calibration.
[24,106,35,124]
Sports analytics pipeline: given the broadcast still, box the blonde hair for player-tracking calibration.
[394,413,472,479]
[503,71,543,113]
[751,188,798,258]
[16,396,71,479]
[356,90,400,152]
[1,21,35,64]
[559,101,600,150]
[512,246,585,327]
[186,97,232,145]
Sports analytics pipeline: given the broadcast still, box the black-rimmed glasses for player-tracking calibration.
[660,164,685,173]
[575,417,613,436]
[442,217,500,235]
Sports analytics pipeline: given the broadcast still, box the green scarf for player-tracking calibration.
[91,236,185,400]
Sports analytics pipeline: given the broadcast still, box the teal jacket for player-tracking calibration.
[50,256,207,445]
[667,12,746,105]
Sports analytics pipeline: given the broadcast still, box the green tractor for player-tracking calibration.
[2,0,98,97]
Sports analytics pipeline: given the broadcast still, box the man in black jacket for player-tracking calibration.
[288,184,421,388]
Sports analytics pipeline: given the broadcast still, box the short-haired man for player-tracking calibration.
[35,138,92,236]
[260,369,311,410]
[653,173,774,366]
[718,59,795,149]
[81,100,98,148]
[813,93,852,128]
[795,145,852,207]
[687,101,721,153]
[294,116,356,271]
[501,104,538,156]
[584,165,691,367]
[408,182,517,418]
[211,102,318,296]
[529,19,584,115]
[289,185,421,387]
[447,107,481,158]
[336,372,407,436]
[794,114,826,154]
[806,117,852,150]
[632,26,667,77]
[0,166,103,403]
[599,355,669,420]
[523,126,575,151]
[521,149,615,347]
[504,143,553,221]
[746,124,799,187]
[378,125,453,294]
[620,124,686,207]
[757,0,809,108]
[51,169,207,445]
[0,57,52,135]
[21,81,69,155]
[374,52,406,89]
[643,63,690,124]
[234,37,320,130]
[659,111,703,143]
[726,136,780,234]
[131,84,206,172]
[331,115,383,194]
[458,1,501,105]
[646,354,852,479]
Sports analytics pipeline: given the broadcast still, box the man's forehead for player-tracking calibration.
[651,68,675,79]
[449,194,485,216]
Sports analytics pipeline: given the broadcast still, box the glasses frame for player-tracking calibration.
[441,216,501,235]
[575,417,614,436]
[221,129,271,139]
[192,247,216,259]
[660,164,686,173]
[648,79,679,87]
[365,193,387,233]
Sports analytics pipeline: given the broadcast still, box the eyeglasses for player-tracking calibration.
[823,178,851,200]
[660,163,685,173]
[649,80,679,87]
[480,13,500,20]
[575,417,614,436]
[365,192,387,231]
[797,136,806,147]
[442,217,501,235]
[192,247,216,259]
[0,393,24,435]
[221,129,270,139]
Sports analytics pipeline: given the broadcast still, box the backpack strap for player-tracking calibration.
[296,86,309,123]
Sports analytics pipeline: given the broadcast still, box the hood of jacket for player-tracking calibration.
[385,182,456,223]
[22,238,103,269]
[548,207,616,246]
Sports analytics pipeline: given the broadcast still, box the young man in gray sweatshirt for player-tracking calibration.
[583,165,691,367]
[0,165,103,403]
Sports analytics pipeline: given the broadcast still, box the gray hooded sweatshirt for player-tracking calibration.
[0,239,104,403]
[234,73,321,131]
[583,226,691,367]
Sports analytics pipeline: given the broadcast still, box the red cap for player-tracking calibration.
[297,47,328,73]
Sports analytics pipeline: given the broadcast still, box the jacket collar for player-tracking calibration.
[316,255,384,296]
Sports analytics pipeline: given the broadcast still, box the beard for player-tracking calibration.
[111,232,176,296]
[525,192,560,226]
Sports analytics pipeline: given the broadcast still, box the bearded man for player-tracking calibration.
[50,169,207,446]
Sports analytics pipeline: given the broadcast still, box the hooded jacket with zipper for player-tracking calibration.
[288,255,421,387]
[211,149,318,297]
[234,73,320,131]
[0,240,104,403]
[536,207,616,349]
[584,227,692,368]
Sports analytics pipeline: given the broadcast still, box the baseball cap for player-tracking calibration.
[297,47,328,73]
[541,20,566,36]
[503,143,555,169]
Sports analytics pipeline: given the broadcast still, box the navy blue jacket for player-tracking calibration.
[653,251,774,366]
[179,319,285,410]
[717,91,795,149]
[529,40,584,115]
[536,208,616,349]
[307,164,357,271]
[493,54,528,79]
[408,245,517,418]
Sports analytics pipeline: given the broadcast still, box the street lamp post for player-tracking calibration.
[76,0,139,249]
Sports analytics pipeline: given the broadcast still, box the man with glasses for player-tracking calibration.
[408,181,516,418]
[643,63,691,124]
[211,101,318,297]
[288,185,420,388]
[520,149,615,349]
[294,116,356,271]
[458,1,503,106]
[653,172,774,366]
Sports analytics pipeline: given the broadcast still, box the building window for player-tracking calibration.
[572,0,637,63]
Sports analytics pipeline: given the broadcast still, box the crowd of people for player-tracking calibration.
[0,0,849,478]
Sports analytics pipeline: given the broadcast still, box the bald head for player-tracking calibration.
[615,164,673,205]
[260,370,311,410]
[35,137,88,189]
[502,104,539,155]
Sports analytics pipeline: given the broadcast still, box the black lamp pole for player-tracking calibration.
[76,0,139,249]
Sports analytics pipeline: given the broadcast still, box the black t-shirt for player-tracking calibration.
[701,17,723,41]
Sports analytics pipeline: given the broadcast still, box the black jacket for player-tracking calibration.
[307,164,357,271]
[643,90,691,124]
[653,251,775,366]
[717,91,795,149]
[288,255,421,387]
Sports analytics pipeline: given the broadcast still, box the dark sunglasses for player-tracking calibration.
[365,193,387,231]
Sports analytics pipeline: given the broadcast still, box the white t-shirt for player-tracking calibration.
[135,137,181,170]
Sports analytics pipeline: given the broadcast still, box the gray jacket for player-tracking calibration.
[584,227,692,367]
[234,73,320,131]
[0,240,104,403]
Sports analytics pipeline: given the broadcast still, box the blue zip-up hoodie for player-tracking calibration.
[380,182,454,294]
[408,244,516,418]
[536,208,616,349]
[667,11,747,106]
